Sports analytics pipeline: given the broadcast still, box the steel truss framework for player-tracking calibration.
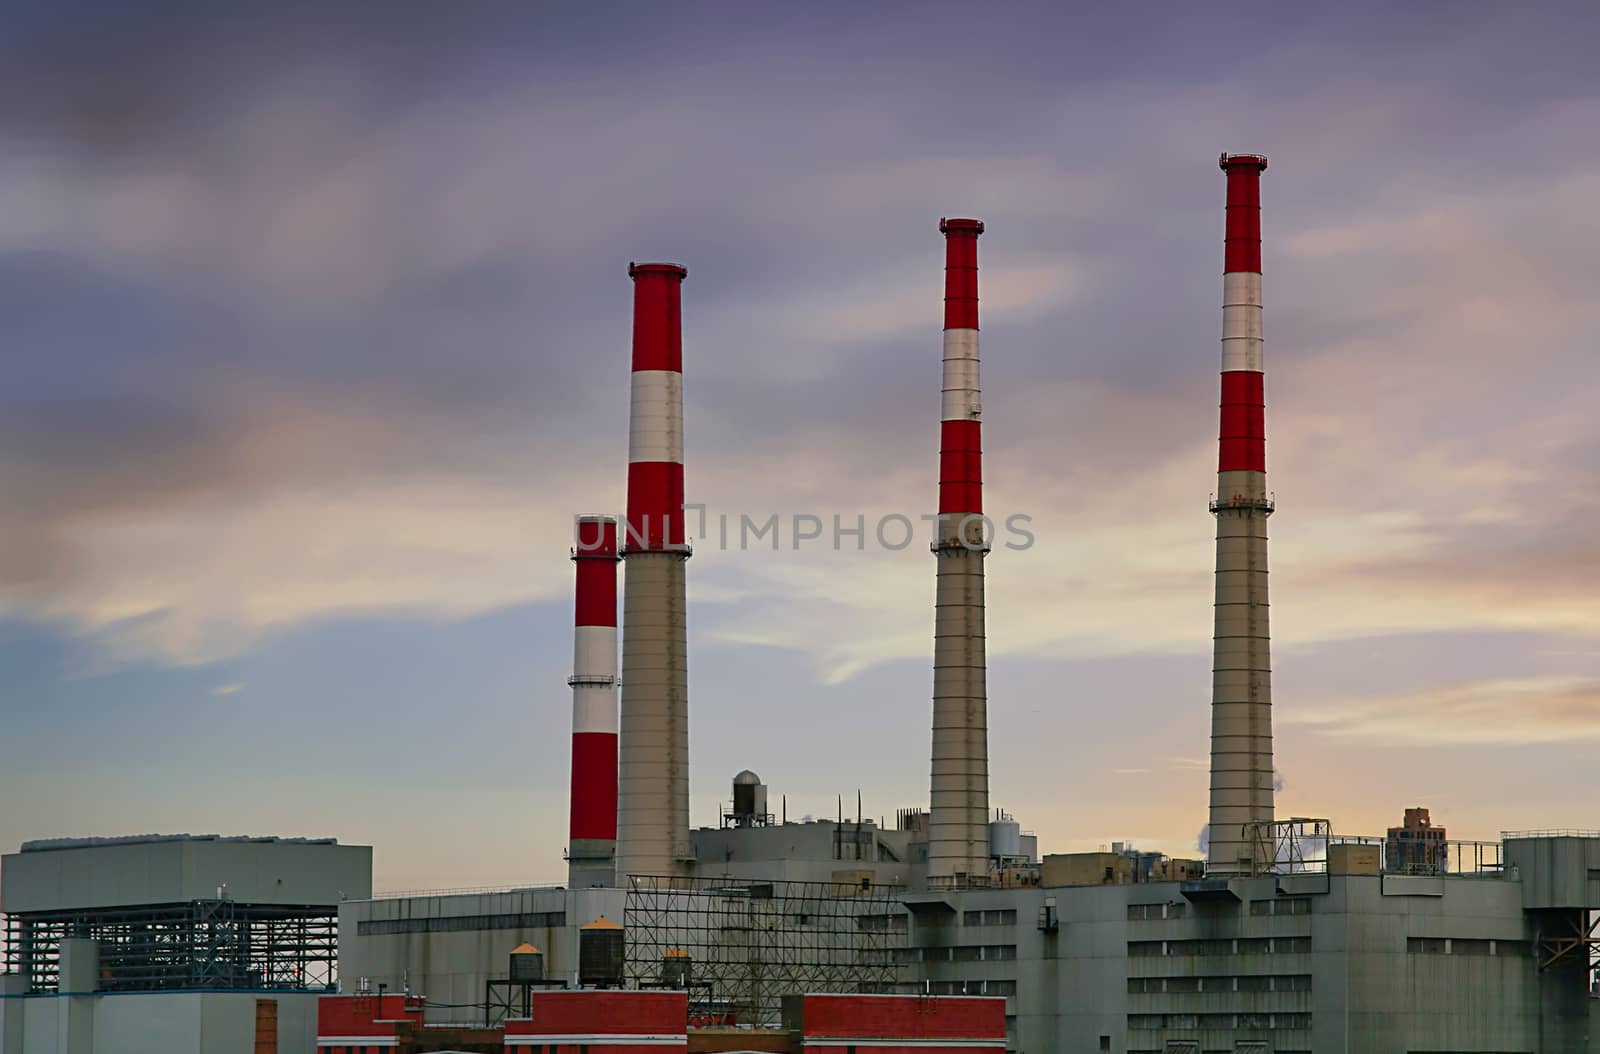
[1533,909,1599,975]
[4,900,338,993]
[623,875,910,1026]
[1243,818,1506,877]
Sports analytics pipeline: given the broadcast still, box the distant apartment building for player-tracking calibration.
[1386,807,1448,874]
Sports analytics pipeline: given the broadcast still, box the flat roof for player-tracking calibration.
[20,834,338,853]
[3,836,371,913]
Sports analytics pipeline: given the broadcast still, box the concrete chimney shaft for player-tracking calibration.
[1207,155,1275,875]
[568,515,619,888]
[928,218,991,884]
[616,262,693,882]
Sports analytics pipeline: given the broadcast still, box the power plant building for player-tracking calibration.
[0,835,371,1054]
[4,153,1599,1053]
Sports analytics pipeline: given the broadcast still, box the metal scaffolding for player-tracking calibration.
[622,875,910,1026]
[1245,818,1332,876]
[1242,818,1505,877]
[4,900,338,993]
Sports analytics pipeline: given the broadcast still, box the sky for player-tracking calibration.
[2,2,1599,892]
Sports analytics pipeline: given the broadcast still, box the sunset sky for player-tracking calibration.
[3,3,1598,891]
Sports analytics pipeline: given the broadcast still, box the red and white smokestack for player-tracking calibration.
[1207,154,1275,875]
[616,262,693,882]
[568,515,619,888]
[928,218,991,885]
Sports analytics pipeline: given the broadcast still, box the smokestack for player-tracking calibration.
[616,262,692,882]
[568,515,619,888]
[927,217,990,885]
[1207,153,1274,875]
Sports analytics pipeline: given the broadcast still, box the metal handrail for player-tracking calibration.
[366,882,566,900]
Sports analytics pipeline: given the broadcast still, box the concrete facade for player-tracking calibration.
[689,820,920,887]
[336,886,625,1021]
[0,990,318,1054]
[333,841,1600,1050]
[907,860,1599,1053]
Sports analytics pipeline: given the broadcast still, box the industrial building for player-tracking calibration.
[4,152,1598,1052]
[321,154,1599,1052]
[0,835,371,1054]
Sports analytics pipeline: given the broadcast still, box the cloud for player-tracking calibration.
[212,682,245,697]
[1284,676,1600,745]
[0,1,1597,691]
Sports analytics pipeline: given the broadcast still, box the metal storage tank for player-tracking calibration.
[509,942,545,983]
[578,916,625,988]
[660,947,692,988]
[731,770,768,826]
[989,817,1022,859]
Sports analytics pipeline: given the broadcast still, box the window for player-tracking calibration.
[962,909,1018,926]
[1129,940,1165,957]
[1129,902,1185,921]
[1273,1013,1312,1029]
[926,979,1012,996]
[1273,936,1311,954]
[1236,975,1271,992]
[1275,974,1312,991]
[1164,976,1200,994]
[1452,938,1492,956]
[1100,1038,1111,1052]
[1407,937,1447,955]
[357,910,565,936]
[858,913,909,933]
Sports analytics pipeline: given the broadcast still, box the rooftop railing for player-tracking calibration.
[366,882,566,901]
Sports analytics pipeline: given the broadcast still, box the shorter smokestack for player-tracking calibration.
[568,515,619,888]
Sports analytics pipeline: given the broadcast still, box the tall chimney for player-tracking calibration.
[616,262,692,882]
[568,515,620,888]
[1207,154,1274,875]
[927,218,991,885]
